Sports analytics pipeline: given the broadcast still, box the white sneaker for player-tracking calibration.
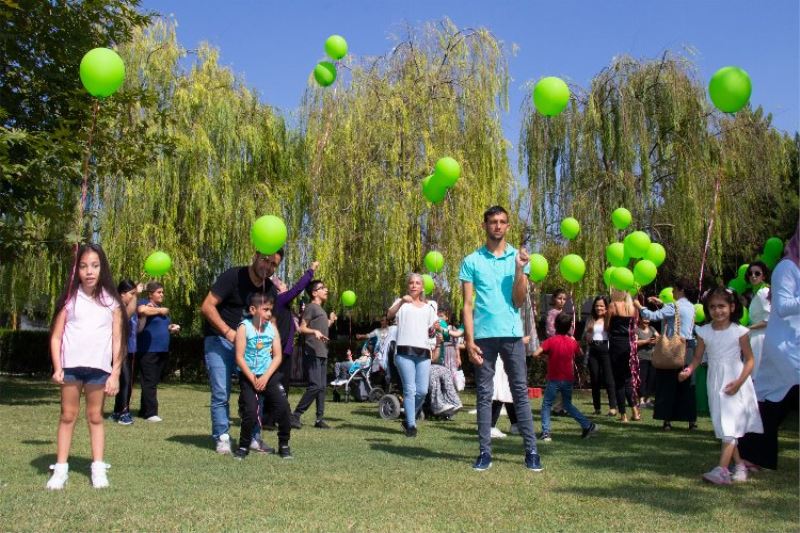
[468,409,478,415]
[46,463,68,490]
[731,463,748,482]
[216,433,232,455]
[146,415,162,422]
[509,424,520,435]
[490,427,507,439]
[90,461,110,489]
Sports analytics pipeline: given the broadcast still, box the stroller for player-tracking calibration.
[331,340,386,403]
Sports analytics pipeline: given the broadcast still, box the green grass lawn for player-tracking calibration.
[1,376,797,532]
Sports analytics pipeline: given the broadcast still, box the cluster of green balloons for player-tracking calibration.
[340,290,357,307]
[313,35,348,87]
[144,251,172,277]
[80,48,125,98]
[533,76,570,116]
[727,263,749,294]
[708,66,752,114]
[422,157,461,204]
[250,215,288,255]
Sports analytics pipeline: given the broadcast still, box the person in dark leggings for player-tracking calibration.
[584,295,617,416]
[291,280,337,429]
[606,289,641,423]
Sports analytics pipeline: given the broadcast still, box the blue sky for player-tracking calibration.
[142,0,799,174]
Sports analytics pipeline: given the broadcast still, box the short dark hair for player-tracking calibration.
[554,312,573,335]
[248,292,275,308]
[146,281,163,293]
[590,295,609,320]
[550,289,567,305]
[274,248,285,260]
[483,205,508,223]
[746,261,770,283]
[306,279,324,298]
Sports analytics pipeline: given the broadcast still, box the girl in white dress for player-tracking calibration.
[680,287,763,485]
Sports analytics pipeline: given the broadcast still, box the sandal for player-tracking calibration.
[632,407,641,421]
[607,409,618,417]
[619,414,629,423]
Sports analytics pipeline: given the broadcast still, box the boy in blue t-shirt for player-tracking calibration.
[233,293,293,459]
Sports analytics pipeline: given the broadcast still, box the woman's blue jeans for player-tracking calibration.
[394,353,431,428]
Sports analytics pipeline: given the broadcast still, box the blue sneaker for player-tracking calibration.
[118,413,134,425]
[525,451,543,472]
[472,452,492,471]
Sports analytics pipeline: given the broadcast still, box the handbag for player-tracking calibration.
[652,303,687,370]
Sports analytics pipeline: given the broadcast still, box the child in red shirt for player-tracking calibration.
[534,313,598,441]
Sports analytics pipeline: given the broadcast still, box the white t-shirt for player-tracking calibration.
[393,298,438,351]
[61,287,120,373]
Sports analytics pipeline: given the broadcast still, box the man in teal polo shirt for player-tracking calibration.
[459,205,542,472]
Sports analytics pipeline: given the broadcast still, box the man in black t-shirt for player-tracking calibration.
[200,252,278,454]
[291,279,337,429]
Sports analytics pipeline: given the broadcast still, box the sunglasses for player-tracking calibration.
[746,271,763,277]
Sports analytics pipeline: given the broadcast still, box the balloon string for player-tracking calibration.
[698,172,722,293]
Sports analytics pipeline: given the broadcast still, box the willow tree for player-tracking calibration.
[520,52,798,301]
[297,19,515,317]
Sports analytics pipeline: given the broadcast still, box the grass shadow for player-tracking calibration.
[337,423,400,435]
[22,439,53,445]
[166,434,213,451]
[368,443,470,462]
[30,454,92,477]
[0,378,59,406]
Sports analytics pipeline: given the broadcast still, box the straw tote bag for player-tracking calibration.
[652,304,687,370]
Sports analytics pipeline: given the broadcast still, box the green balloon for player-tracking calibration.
[761,253,779,270]
[144,251,172,277]
[528,253,549,282]
[424,251,444,273]
[324,35,348,60]
[560,217,580,240]
[740,307,750,326]
[250,215,287,254]
[644,243,666,267]
[434,157,461,188]
[611,207,632,230]
[606,242,628,268]
[610,267,634,291]
[763,237,784,260]
[659,287,674,304]
[603,266,616,287]
[422,174,447,204]
[623,231,651,259]
[313,61,337,87]
[79,47,125,98]
[559,254,585,283]
[533,76,570,116]
[340,290,357,307]
[422,274,435,295]
[633,259,658,286]
[694,303,706,323]
[728,277,747,294]
[709,66,752,113]
[736,263,750,281]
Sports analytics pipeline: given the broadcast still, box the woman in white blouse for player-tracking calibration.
[744,261,771,375]
[584,295,617,415]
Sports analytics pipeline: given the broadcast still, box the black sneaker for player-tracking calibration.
[538,431,552,442]
[314,419,331,429]
[581,423,599,439]
[400,420,417,438]
[261,422,277,431]
[472,452,492,471]
[524,451,543,472]
[278,445,294,459]
[233,447,248,460]
[290,414,302,429]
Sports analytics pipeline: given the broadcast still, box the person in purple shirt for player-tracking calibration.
[260,253,319,430]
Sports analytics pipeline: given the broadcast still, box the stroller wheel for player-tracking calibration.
[378,394,401,420]
[368,387,384,403]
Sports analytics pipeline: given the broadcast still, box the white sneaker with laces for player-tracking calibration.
[731,463,748,482]
[90,461,110,489]
[490,427,507,439]
[216,433,232,455]
[46,463,68,490]
[702,466,732,485]
[146,415,162,422]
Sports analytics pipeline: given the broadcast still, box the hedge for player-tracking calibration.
[0,329,582,388]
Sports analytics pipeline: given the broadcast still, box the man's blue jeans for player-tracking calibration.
[541,380,590,434]
[204,335,236,440]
